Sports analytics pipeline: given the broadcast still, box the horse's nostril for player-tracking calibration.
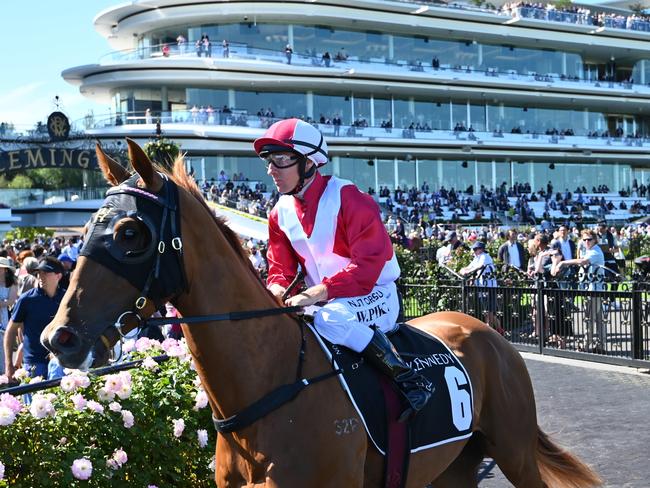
[52,327,83,354]
[56,329,73,345]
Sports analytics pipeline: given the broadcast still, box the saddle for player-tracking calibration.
[313,322,474,453]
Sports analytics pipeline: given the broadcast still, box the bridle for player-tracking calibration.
[82,173,304,359]
[81,172,341,433]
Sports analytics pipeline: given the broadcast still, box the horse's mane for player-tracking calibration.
[160,157,250,263]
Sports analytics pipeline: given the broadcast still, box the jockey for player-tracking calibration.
[254,118,432,421]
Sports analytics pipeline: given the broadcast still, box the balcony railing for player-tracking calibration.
[82,110,650,151]
[95,42,649,96]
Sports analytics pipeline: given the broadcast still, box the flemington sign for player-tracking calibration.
[0,111,126,174]
[0,147,99,173]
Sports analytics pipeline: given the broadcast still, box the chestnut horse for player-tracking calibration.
[42,140,601,488]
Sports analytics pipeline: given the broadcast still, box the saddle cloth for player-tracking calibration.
[309,323,474,454]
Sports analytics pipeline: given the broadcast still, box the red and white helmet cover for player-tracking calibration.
[254,118,328,166]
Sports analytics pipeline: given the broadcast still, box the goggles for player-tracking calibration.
[262,153,301,169]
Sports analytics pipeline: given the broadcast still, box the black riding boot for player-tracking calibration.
[362,328,434,422]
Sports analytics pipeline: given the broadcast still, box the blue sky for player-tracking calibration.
[0,1,117,130]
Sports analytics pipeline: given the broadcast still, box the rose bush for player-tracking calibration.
[0,338,215,487]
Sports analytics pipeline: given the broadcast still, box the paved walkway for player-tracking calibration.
[479,355,650,487]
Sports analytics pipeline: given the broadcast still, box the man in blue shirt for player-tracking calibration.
[557,229,605,351]
[3,257,66,380]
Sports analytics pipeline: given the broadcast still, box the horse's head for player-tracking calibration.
[41,139,189,368]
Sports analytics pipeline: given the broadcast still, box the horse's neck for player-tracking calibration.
[176,217,302,420]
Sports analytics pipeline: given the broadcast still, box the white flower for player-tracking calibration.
[122,410,134,428]
[106,458,120,470]
[208,456,215,472]
[122,339,136,353]
[29,395,55,419]
[116,383,132,400]
[0,394,22,414]
[86,400,104,414]
[104,375,123,393]
[112,448,128,466]
[197,429,208,448]
[71,458,92,480]
[70,394,87,411]
[172,418,185,438]
[60,376,77,392]
[0,460,4,480]
[0,406,16,426]
[194,390,208,410]
[142,357,159,371]
[97,388,115,402]
[13,368,28,381]
[108,402,122,412]
[30,376,44,384]
[0,375,8,385]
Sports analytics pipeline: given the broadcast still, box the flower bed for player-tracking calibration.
[0,338,215,487]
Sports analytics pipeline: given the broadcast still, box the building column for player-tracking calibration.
[161,86,169,112]
[201,157,206,183]
[491,160,497,189]
[474,160,479,192]
[306,91,314,120]
[449,101,454,130]
[217,155,225,175]
[561,52,567,76]
[394,157,399,189]
[485,102,489,131]
[374,158,379,194]
[370,94,375,127]
[415,158,420,189]
[388,35,394,61]
[477,44,483,67]
[332,155,340,176]
[408,97,415,121]
[437,158,443,189]
[350,94,355,123]
[528,161,535,191]
[228,89,236,110]
[287,25,294,49]
[640,60,646,85]
[390,96,395,125]
[583,108,589,133]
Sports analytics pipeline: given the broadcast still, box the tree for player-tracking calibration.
[143,137,181,171]
[554,0,573,10]
[628,2,644,14]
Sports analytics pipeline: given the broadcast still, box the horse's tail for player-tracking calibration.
[536,427,602,488]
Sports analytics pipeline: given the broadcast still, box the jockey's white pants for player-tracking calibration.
[312,282,399,353]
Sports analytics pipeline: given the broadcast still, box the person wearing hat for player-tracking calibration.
[3,256,66,381]
[255,118,432,421]
[0,257,18,375]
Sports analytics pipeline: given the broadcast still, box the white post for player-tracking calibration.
[287,25,294,50]
[394,157,399,189]
[306,91,314,120]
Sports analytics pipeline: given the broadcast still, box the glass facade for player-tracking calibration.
[114,87,643,135]
[148,22,584,78]
[192,156,634,194]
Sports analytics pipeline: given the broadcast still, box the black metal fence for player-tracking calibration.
[399,272,650,368]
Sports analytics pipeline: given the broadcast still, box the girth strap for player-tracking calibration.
[213,369,342,434]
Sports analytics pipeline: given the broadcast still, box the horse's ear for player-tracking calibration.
[126,138,163,192]
[95,143,130,186]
